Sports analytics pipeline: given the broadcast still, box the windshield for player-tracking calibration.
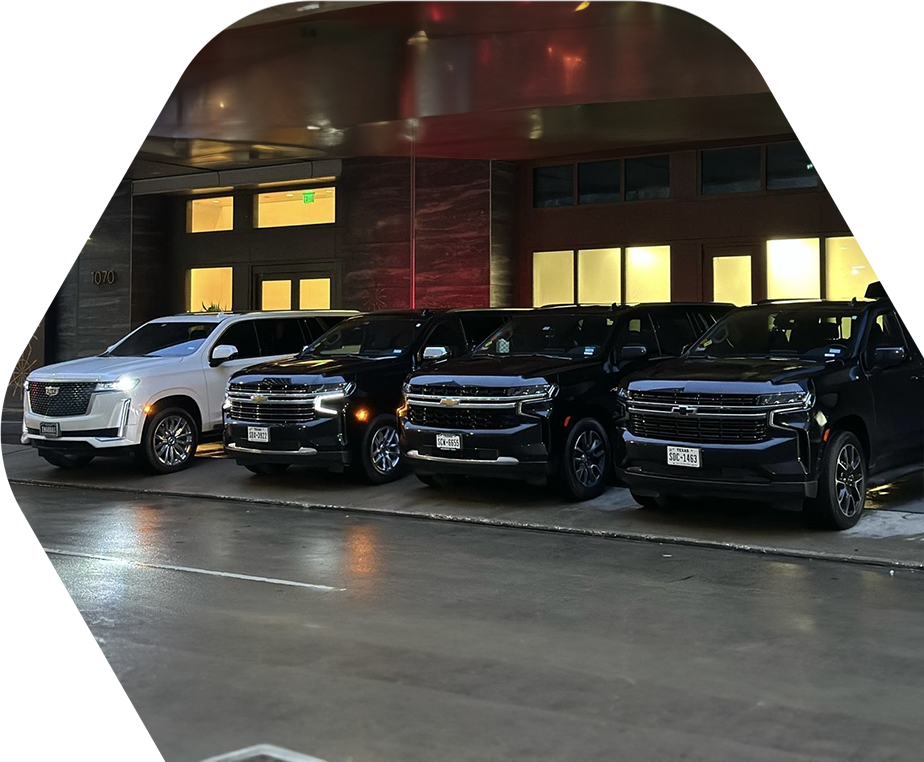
[474,314,616,359]
[690,306,863,360]
[303,316,422,358]
[106,321,218,358]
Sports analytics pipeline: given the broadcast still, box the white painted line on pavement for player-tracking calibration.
[44,548,345,592]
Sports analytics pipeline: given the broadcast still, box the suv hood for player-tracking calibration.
[625,356,833,391]
[408,355,596,388]
[232,354,404,384]
[27,354,177,382]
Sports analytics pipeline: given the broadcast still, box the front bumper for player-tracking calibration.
[224,416,351,470]
[616,429,817,500]
[399,417,551,480]
[23,392,142,451]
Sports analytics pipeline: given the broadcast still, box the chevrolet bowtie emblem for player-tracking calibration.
[672,404,696,416]
[46,386,59,397]
[439,398,460,407]
[250,394,268,403]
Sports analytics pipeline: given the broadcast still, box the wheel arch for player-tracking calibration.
[827,414,871,464]
[145,394,204,434]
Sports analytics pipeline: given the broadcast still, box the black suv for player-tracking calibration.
[223,309,520,482]
[615,285,923,528]
[399,303,732,500]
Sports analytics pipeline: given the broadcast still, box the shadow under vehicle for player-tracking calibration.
[615,284,924,529]
[399,303,732,501]
[223,309,521,482]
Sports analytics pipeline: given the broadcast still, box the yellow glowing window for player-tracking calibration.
[578,248,621,304]
[188,267,233,312]
[825,236,877,300]
[533,250,574,306]
[299,278,331,309]
[625,246,671,303]
[712,255,753,306]
[188,197,233,233]
[766,238,820,300]
[261,280,292,311]
[255,187,336,228]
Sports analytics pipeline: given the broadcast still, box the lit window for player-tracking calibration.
[188,267,232,312]
[625,156,670,201]
[261,280,292,311]
[625,246,671,302]
[533,166,574,208]
[766,238,820,300]
[702,147,761,195]
[299,278,331,309]
[825,236,877,300]
[767,141,819,190]
[255,187,336,228]
[533,250,574,306]
[578,248,621,304]
[712,255,753,306]
[188,197,233,233]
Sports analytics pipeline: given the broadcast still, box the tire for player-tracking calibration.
[356,414,404,484]
[804,430,867,530]
[558,417,610,501]
[139,407,199,474]
[630,490,659,509]
[245,463,289,476]
[39,451,94,469]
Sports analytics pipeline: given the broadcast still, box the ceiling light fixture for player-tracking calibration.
[575,1,590,10]
[306,125,320,130]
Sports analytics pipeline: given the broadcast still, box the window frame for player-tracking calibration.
[186,195,235,234]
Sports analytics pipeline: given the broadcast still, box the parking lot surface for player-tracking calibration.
[13,481,924,762]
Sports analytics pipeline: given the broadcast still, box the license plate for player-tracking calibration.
[667,445,700,468]
[436,433,461,451]
[40,422,60,438]
[247,426,270,444]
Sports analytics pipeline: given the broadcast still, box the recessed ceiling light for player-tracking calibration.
[306,125,320,130]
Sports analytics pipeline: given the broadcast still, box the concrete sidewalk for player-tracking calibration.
[3,443,923,569]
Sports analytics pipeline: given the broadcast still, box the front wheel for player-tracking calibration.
[356,414,404,484]
[39,451,94,469]
[139,407,198,474]
[558,417,610,501]
[804,430,867,530]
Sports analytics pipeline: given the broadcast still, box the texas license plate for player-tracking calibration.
[667,445,700,468]
[247,426,270,444]
[40,422,60,438]
[436,433,461,451]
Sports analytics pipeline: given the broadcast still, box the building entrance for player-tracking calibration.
[254,265,340,311]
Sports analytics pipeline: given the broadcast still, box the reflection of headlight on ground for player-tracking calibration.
[96,376,140,392]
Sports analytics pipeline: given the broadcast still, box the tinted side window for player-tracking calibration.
[652,312,698,356]
[216,321,261,359]
[423,319,467,358]
[255,318,305,356]
[614,313,658,354]
[298,318,327,343]
[459,312,507,348]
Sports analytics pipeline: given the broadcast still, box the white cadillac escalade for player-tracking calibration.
[23,310,355,473]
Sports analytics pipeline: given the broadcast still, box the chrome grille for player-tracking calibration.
[228,385,319,424]
[29,382,95,417]
[629,411,768,444]
[413,384,508,398]
[630,390,761,407]
[407,405,519,430]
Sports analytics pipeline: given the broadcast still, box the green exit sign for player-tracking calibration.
[302,191,315,204]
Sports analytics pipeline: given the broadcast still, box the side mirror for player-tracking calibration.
[619,344,648,362]
[422,345,450,362]
[872,346,905,369]
[210,344,239,366]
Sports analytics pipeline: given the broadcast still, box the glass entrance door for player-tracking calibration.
[704,244,762,305]
[255,268,337,311]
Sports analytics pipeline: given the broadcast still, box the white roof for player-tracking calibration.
[148,310,358,324]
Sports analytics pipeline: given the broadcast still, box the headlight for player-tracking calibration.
[401,379,412,396]
[509,383,557,398]
[313,381,356,416]
[758,390,811,408]
[616,387,631,400]
[222,394,232,412]
[95,376,140,392]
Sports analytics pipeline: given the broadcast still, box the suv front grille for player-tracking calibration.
[413,384,508,398]
[29,382,95,417]
[630,390,761,407]
[228,384,319,424]
[629,411,768,444]
[407,405,520,430]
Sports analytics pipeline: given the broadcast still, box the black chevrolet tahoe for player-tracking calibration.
[223,309,520,482]
[399,303,732,500]
[615,285,923,529]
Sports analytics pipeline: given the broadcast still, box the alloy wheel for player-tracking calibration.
[370,424,401,475]
[834,442,865,518]
[572,429,606,488]
[153,415,194,467]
